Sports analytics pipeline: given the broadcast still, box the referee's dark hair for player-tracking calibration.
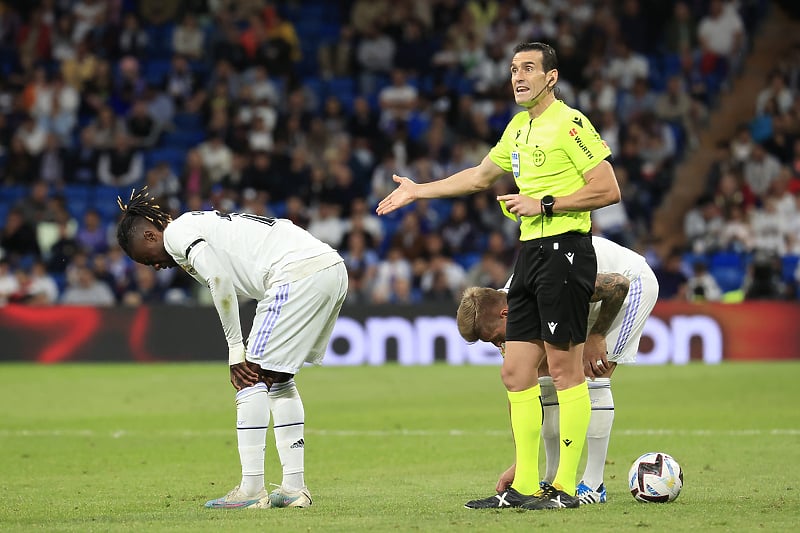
[116,187,172,254]
[512,42,559,72]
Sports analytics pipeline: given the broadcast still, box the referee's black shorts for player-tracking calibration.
[506,232,597,345]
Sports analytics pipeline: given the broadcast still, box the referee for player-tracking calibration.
[377,42,621,510]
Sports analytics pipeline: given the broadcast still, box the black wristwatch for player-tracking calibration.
[541,195,555,217]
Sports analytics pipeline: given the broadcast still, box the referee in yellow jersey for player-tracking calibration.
[377,42,620,510]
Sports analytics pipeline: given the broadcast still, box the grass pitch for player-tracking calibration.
[1,362,799,532]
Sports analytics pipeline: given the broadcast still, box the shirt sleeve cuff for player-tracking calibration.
[228,343,246,366]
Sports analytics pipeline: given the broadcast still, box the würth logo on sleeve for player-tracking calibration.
[571,132,594,159]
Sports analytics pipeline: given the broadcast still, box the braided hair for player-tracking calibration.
[116,187,172,254]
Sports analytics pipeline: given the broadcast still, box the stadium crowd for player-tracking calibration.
[0,0,791,308]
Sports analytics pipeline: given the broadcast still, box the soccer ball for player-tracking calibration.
[628,452,683,503]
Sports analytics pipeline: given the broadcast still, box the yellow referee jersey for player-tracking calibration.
[489,100,612,240]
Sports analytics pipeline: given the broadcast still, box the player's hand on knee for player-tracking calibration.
[229,362,260,390]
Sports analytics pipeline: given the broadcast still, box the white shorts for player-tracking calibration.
[246,262,348,374]
[587,270,659,365]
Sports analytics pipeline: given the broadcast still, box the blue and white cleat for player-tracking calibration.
[576,481,607,504]
[204,485,269,509]
[268,486,313,508]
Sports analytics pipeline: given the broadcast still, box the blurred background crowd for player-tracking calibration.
[0,0,798,308]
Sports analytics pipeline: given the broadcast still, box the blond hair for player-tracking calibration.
[456,287,507,342]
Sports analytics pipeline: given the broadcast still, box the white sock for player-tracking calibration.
[581,378,614,489]
[236,382,270,496]
[538,376,560,484]
[269,379,306,491]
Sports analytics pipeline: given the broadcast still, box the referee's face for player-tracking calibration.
[510,50,552,107]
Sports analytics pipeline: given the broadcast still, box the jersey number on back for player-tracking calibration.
[193,211,277,226]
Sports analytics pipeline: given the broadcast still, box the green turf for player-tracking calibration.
[1,362,799,532]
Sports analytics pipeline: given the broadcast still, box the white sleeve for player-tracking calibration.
[188,242,245,363]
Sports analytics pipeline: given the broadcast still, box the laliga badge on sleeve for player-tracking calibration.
[511,150,520,178]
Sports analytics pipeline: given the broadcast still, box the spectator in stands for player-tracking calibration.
[67,126,99,185]
[653,249,688,300]
[262,8,301,77]
[685,194,724,254]
[341,230,379,305]
[97,133,144,187]
[618,77,657,124]
[283,195,309,229]
[71,0,107,46]
[378,68,418,132]
[663,1,697,56]
[719,204,754,253]
[15,114,47,157]
[164,54,201,111]
[686,261,723,302]
[116,11,149,60]
[36,196,78,261]
[465,252,510,289]
[743,142,782,197]
[344,197,383,248]
[750,194,787,256]
[577,77,617,117]
[198,130,233,185]
[655,74,705,151]
[350,0,389,35]
[756,69,794,116]
[0,259,20,305]
[389,211,427,261]
[75,208,109,255]
[3,136,37,185]
[87,105,124,151]
[606,40,648,92]
[370,246,413,304]
[126,99,161,149]
[439,199,478,256]
[419,240,466,302]
[356,23,396,94]
[318,24,357,80]
[25,260,59,305]
[743,250,786,300]
[51,13,76,63]
[307,200,346,249]
[121,263,164,305]
[246,64,279,107]
[697,0,745,78]
[139,0,182,27]
[172,13,205,60]
[1,208,39,264]
[16,7,51,73]
[60,264,115,306]
[146,160,182,207]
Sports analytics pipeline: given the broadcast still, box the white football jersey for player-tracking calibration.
[163,211,342,300]
[591,236,650,281]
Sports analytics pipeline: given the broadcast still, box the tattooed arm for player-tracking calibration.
[585,272,630,376]
[589,273,630,335]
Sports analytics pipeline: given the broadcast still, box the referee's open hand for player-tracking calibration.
[496,194,541,216]
[376,175,417,215]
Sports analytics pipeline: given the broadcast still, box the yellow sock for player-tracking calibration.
[553,382,590,496]
[508,385,541,495]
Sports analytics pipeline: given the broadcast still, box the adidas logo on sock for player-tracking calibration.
[290,438,305,449]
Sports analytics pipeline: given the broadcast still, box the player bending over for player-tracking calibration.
[457,236,659,507]
[116,188,347,509]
